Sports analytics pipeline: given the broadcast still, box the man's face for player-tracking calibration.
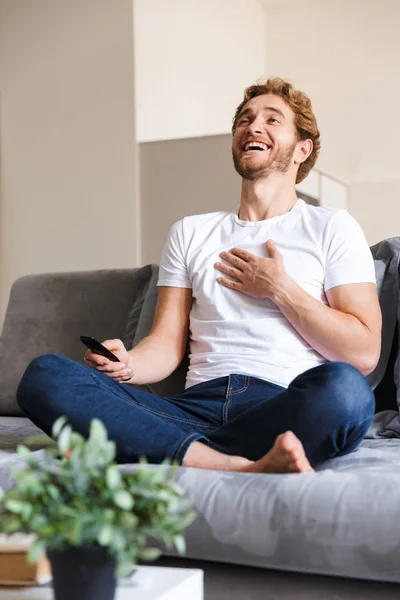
[232,93,299,181]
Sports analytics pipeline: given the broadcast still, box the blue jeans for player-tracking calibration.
[17,354,375,468]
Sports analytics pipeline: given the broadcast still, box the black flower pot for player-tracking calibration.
[47,546,117,600]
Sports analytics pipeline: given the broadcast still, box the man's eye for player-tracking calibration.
[268,118,279,124]
[239,118,249,125]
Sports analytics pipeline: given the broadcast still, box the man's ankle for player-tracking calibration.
[182,441,253,471]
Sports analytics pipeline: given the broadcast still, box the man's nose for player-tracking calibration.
[247,115,265,135]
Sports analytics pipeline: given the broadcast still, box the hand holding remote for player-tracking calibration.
[83,338,133,383]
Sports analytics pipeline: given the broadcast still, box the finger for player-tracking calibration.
[214,262,242,280]
[115,375,133,383]
[112,369,134,381]
[228,248,253,262]
[216,277,245,292]
[96,361,129,374]
[84,353,107,367]
[102,338,125,352]
[84,357,99,367]
[219,251,246,270]
[266,239,279,256]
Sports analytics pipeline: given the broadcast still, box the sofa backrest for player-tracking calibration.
[0,269,143,415]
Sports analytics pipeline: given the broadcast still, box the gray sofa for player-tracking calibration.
[1,239,400,599]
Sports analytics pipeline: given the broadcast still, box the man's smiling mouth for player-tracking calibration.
[243,141,271,153]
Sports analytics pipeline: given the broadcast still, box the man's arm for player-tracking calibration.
[271,279,382,376]
[85,286,192,384]
[126,286,193,385]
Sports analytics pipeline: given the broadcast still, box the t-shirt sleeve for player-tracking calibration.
[157,219,192,288]
[323,210,376,292]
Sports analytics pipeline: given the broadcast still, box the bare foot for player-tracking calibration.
[243,431,314,474]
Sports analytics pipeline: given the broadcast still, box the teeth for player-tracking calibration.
[244,141,269,151]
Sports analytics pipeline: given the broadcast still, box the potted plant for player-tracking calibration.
[0,417,196,600]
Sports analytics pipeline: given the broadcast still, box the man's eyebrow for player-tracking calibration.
[263,106,286,119]
[237,106,286,120]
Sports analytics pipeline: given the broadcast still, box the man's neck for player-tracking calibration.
[238,176,298,222]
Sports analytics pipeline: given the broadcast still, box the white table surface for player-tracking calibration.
[0,566,204,600]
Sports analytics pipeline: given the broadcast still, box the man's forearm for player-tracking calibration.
[126,334,182,385]
[271,277,378,376]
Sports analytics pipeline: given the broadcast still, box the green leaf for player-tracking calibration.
[90,419,108,444]
[47,484,60,501]
[174,535,186,555]
[113,491,133,510]
[52,416,67,438]
[25,434,55,447]
[4,499,27,514]
[178,510,196,530]
[21,503,33,520]
[138,547,161,561]
[16,444,32,459]
[0,487,4,501]
[27,540,46,564]
[67,520,82,545]
[102,509,115,523]
[57,424,72,455]
[106,466,121,490]
[98,524,113,546]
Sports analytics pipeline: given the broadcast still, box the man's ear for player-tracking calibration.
[294,139,313,165]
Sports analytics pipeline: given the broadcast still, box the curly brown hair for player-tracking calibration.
[232,77,320,183]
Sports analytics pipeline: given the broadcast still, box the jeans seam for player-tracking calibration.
[228,377,250,395]
[91,373,214,430]
[223,376,250,424]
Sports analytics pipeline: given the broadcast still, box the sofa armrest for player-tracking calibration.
[0,269,140,415]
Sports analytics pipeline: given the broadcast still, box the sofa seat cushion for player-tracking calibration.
[170,438,400,583]
[0,417,49,453]
[119,438,400,584]
[1,435,400,583]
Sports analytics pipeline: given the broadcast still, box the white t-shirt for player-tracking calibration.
[157,199,376,390]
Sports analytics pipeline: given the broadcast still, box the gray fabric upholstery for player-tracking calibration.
[0,269,140,415]
[122,264,157,349]
[0,417,46,451]
[367,238,400,392]
[2,438,400,584]
[142,439,400,584]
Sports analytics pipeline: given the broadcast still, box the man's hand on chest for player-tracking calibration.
[214,239,292,300]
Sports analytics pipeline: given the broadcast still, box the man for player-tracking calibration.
[17,77,382,474]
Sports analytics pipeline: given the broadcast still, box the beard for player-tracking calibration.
[232,140,297,181]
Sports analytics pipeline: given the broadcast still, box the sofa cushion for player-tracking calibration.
[1,438,400,583]
[0,270,141,416]
[164,438,400,583]
[0,417,49,452]
[367,238,400,401]
[122,264,159,350]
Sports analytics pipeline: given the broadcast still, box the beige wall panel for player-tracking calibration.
[140,135,240,265]
[349,180,400,246]
[0,0,138,324]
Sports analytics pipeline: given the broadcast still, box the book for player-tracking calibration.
[0,535,51,586]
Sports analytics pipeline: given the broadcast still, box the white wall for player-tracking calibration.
[296,170,348,209]
[349,179,400,245]
[134,0,267,142]
[0,0,139,323]
[260,0,400,186]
